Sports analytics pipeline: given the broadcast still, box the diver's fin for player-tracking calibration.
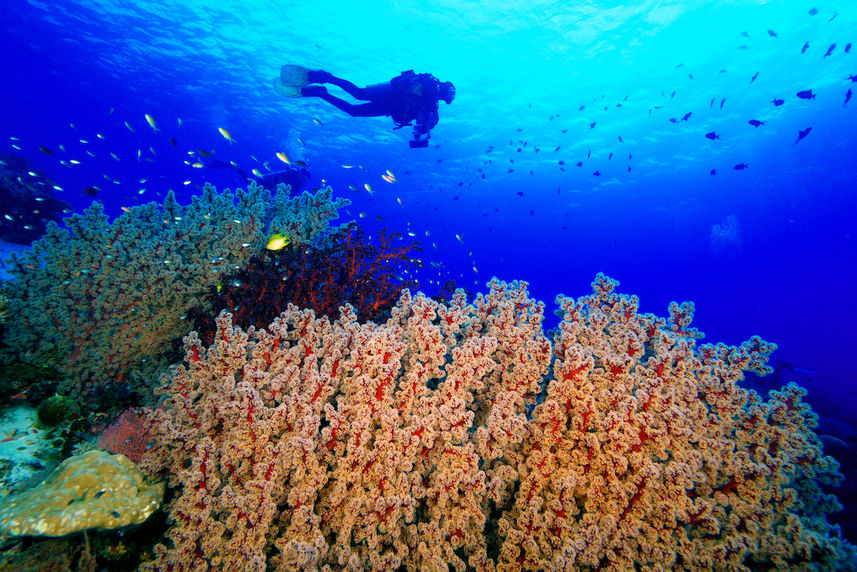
[275,64,310,97]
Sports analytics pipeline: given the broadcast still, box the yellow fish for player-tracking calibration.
[276,152,290,164]
[218,127,234,143]
[266,232,291,251]
[252,168,262,177]
[145,114,158,132]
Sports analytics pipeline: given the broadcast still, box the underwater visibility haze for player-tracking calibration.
[1,0,856,569]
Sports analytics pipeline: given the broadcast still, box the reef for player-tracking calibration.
[0,181,350,405]
[190,222,422,343]
[139,275,856,570]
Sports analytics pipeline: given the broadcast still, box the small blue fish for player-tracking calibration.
[824,44,836,57]
[771,97,785,106]
[796,89,815,99]
[705,132,720,140]
[710,169,716,176]
[767,29,778,38]
[795,127,812,143]
[846,43,852,54]
[720,97,726,110]
[845,88,852,107]
[681,112,692,121]
[734,163,749,170]
[750,72,759,83]
[748,119,765,127]
[801,42,810,54]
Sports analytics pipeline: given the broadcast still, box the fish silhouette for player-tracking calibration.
[795,127,812,143]
[796,90,815,99]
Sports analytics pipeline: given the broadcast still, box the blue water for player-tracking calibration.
[2,0,856,521]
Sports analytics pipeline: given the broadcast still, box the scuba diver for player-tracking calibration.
[275,65,455,148]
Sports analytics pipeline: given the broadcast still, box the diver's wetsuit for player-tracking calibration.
[302,70,449,146]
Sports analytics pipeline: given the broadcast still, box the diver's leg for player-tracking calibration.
[302,86,386,117]
[306,70,375,100]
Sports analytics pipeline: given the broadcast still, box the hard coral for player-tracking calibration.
[193,222,421,340]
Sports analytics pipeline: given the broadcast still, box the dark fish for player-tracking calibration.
[720,97,726,110]
[748,119,765,127]
[705,131,720,140]
[808,7,817,15]
[589,122,596,129]
[741,31,749,38]
[576,161,583,167]
[845,43,852,54]
[801,42,810,54]
[558,160,565,165]
[710,169,717,176]
[845,88,852,107]
[516,192,524,196]
[608,153,613,160]
[848,75,857,83]
[824,44,836,57]
[670,90,676,99]
[750,72,759,83]
[587,150,591,158]
[593,171,601,176]
[734,163,749,170]
[771,97,785,106]
[767,29,778,38]
[829,10,837,22]
[38,145,56,155]
[681,112,692,121]
[796,89,815,99]
[710,97,715,108]
[84,186,98,197]
[170,137,177,146]
[578,105,585,111]
[618,135,623,143]
[795,127,812,143]
[197,149,212,158]
[669,118,679,123]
